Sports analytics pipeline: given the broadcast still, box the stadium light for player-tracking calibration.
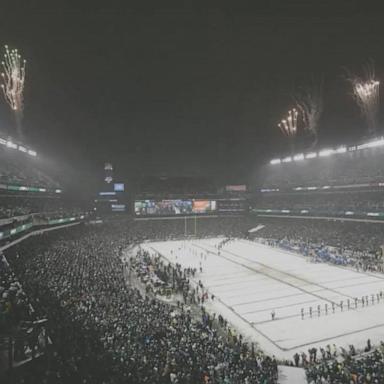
[371,138,384,147]
[268,136,384,165]
[6,140,17,149]
[335,146,347,153]
[322,185,331,189]
[293,187,303,191]
[293,153,304,161]
[367,212,380,216]
[319,149,335,157]
[281,209,290,213]
[300,210,309,214]
[345,211,354,215]
[260,188,279,192]
[307,186,318,190]
[282,156,292,163]
[0,135,38,155]
[357,138,384,150]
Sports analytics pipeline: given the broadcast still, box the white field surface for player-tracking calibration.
[141,238,384,359]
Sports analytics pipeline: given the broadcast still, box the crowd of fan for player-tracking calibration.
[254,217,384,272]
[0,147,59,189]
[0,254,33,332]
[130,248,198,298]
[130,247,219,308]
[255,217,384,253]
[0,196,86,221]
[0,203,31,220]
[4,214,384,382]
[2,220,278,384]
[304,340,384,383]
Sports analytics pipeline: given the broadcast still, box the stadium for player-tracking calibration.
[2,4,384,384]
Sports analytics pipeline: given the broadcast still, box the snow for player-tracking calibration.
[141,238,384,360]
[277,366,306,384]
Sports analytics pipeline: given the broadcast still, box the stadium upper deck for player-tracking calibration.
[0,133,60,191]
[257,138,384,191]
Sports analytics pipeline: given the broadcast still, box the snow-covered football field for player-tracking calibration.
[141,238,384,359]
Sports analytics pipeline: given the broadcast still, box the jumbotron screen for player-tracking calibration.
[134,199,216,216]
[192,199,216,213]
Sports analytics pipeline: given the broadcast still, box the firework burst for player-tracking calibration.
[1,45,26,138]
[278,108,298,137]
[347,61,380,135]
[278,108,298,154]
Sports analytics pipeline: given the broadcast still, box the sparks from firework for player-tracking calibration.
[294,79,323,148]
[278,108,298,137]
[1,45,26,138]
[278,108,298,155]
[347,62,380,135]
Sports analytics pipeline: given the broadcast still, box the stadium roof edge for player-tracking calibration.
[269,137,384,165]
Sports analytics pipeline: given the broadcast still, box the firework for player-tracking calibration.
[278,108,298,155]
[347,62,380,135]
[1,45,26,138]
[294,78,323,148]
[278,108,298,137]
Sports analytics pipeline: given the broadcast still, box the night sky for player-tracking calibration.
[0,2,383,187]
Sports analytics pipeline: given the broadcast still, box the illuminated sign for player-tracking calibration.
[114,183,124,192]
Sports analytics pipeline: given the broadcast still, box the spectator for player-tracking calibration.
[3,221,278,383]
